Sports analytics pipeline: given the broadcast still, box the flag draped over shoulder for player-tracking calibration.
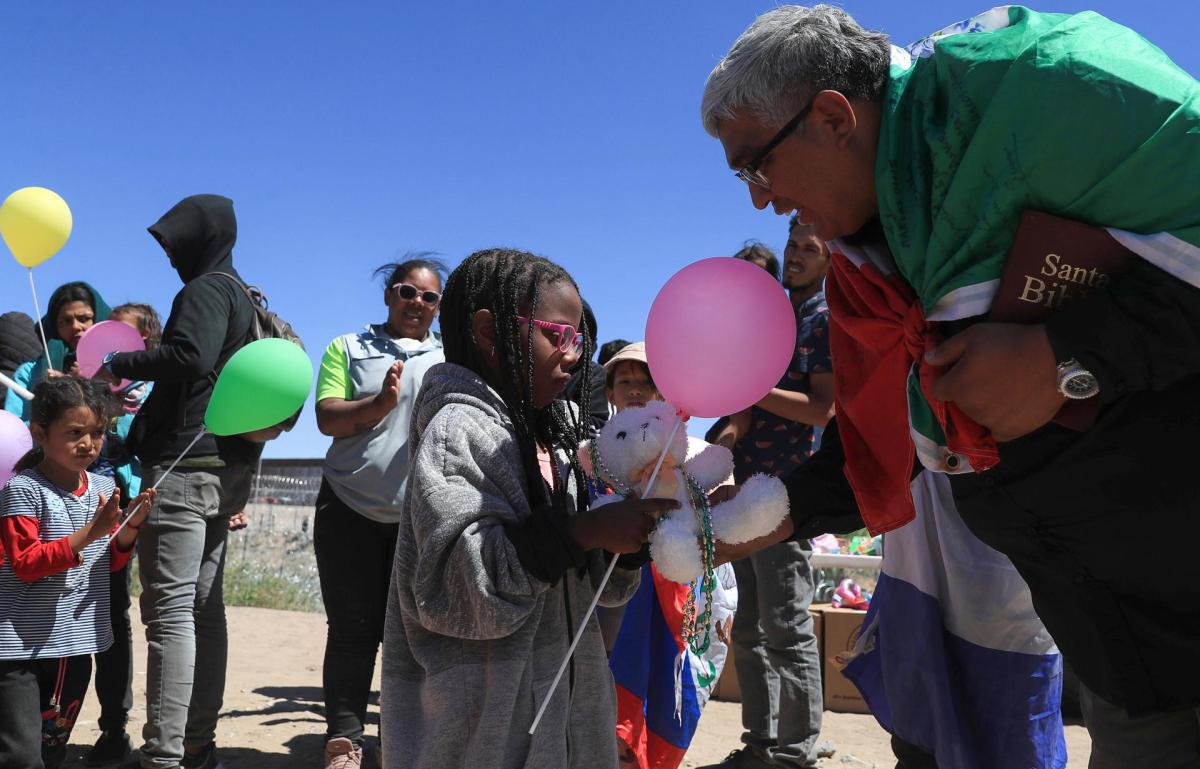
[832,5,1200,533]
[843,471,1067,769]
[610,565,735,769]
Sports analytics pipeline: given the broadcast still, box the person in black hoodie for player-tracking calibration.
[104,194,258,769]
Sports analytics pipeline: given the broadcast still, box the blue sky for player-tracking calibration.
[2,1,1196,458]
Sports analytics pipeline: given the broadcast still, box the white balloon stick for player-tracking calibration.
[28,269,52,371]
[109,429,207,541]
[0,371,32,401]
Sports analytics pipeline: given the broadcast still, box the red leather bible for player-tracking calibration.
[988,210,1135,430]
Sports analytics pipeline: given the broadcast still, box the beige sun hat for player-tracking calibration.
[603,341,647,371]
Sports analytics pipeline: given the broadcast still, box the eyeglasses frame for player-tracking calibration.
[391,282,442,305]
[515,315,584,355]
[734,96,815,189]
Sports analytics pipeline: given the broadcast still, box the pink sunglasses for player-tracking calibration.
[515,316,584,354]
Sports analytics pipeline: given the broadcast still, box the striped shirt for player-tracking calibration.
[0,469,117,659]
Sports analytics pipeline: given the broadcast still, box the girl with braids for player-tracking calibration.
[382,248,678,769]
[0,377,155,769]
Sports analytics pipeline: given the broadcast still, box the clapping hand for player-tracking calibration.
[114,488,158,551]
[372,361,404,415]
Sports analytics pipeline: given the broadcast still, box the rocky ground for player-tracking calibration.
[64,605,1091,768]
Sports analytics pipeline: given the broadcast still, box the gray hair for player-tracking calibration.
[701,5,891,137]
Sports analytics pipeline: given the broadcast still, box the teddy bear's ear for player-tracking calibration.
[578,441,595,475]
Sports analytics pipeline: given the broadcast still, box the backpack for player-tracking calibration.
[209,272,306,442]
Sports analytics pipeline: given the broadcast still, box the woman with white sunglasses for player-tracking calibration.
[312,255,447,769]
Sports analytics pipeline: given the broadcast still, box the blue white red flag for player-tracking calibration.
[843,471,1067,769]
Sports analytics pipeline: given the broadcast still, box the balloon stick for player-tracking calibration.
[0,371,32,401]
[529,413,684,735]
[27,269,52,370]
[110,429,207,540]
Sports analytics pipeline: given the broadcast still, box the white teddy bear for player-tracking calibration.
[580,401,790,584]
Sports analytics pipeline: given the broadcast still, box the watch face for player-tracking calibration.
[1062,371,1099,400]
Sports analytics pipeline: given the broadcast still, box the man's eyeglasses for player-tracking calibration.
[516,316,584,355]
[734,98,814,190]
[392,283,441,305]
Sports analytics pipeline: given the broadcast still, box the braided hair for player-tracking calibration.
[440,248,594,514]
[14,376,113,472]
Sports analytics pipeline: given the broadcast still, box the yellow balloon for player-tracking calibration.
[0,187,73,268]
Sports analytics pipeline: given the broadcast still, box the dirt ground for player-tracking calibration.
[66,605,1092,768]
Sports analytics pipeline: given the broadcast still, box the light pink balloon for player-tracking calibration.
[646,257,797,418]
[77,320,145,390]
[0,410,33,488]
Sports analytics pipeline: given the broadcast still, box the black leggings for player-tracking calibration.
[93,562,134,732]
[0,655,93,769]
[313,479,399,746]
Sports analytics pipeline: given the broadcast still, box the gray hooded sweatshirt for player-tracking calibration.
[382,362,639,769]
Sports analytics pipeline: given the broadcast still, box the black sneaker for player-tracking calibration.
[87,731,134,766]
[181,744,225,769]
[118,758,177,769]
[695,747,774,769]
[42,743,68,769]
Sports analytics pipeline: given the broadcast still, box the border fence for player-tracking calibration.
[224,458,325,612]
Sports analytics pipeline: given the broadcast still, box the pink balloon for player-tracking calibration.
[0,410,33,488]
[646,257,797,418]
[77,320,145,390]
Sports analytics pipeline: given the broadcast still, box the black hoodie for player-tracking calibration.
[110,194,260,466]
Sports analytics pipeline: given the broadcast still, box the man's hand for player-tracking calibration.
[713,514,794,564]
[926,323,1066,442]
[228,511,249,531]
[708,483,795,563]
[708,484,739,506]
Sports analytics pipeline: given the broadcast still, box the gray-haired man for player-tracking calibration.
[702,5,1200,769]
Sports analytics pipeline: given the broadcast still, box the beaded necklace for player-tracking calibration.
[587,439,717,654]
[588,441,632,497]
[680,471,716,656]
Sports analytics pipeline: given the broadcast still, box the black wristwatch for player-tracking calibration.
[1056,358,1099,400]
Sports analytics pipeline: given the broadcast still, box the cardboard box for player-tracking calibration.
[817,605,871,714]
[712,607,823,703]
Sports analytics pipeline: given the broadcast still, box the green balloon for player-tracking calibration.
[205,338,313,436]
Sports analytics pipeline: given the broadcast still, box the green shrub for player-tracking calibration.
[128,556,322,613]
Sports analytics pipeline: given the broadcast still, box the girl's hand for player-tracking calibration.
[115,488,157,552]
[46,368,65,379]
[124,489,157,530]
[572,496,678,554]
[70,490,123,555]
[93,491,123,536]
